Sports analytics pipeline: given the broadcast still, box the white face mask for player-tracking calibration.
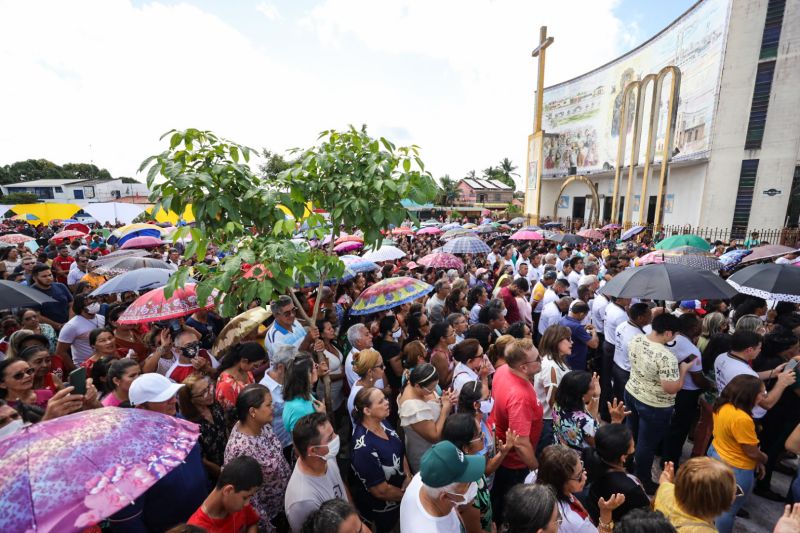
[479,397,494,415]
[86,302,101,315]
[501,308,508,317]
[448,482,479,505]
[0,419,25,439]
[392,328,403,340]
[312,435,340,461]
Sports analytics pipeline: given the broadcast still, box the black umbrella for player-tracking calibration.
[599,263,738,300]
[727,263,800,303]
[0,280,57,309]
[549,233,586,246]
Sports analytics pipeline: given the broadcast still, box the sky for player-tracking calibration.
[0,0,696,189]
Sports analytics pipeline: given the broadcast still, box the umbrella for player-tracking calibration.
[719,249,752,271]
[601,223,621,230]
[89,268,196,297]
[599,263,738,300]
[212,306,272,354]
[462,223,477,229]
[418,252,464,270]
[740,244,799,263]
[340,255,380,273]
[362,245,406,262]
[334,234,363,245]
[543,222,563,228]
[727,264,800,303]
[0,233,36,245]
[510,229,544,241]
[667,245,711,255]
[0,408,198,533]
[663,254,723,271]
[95,257,173,276]
[0,241,12,249]
[442,236,491,254]
[577,229,605,240]
[350,276,433,315]
[635,251,665,266]
[0,280,57,309]
[443,228,477,240]
[52,229,88,242]
[621,226,647,241]
[655,234,709,250]
[64,222,91,234]
[549,233,586,246]
[420,219,440,227]
[120,236,167,250]
[92,249,149,264]
[296,264,356,288]
[11,213,39,221]
[334,241,363,253]
[509,217,525,226]
[111,223,167,238]
[416,226,443,235]
[117,283,216,324]
[441,223,461,231]
[475,224,496,234]
[391,227,414,236]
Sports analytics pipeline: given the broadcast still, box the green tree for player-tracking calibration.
[62,163,113,181]
[0,159,69,184]
[436,175,461,206]
[258,149,295,182]
[483,164,515,189]
[498,158,518,186]
[0,192,39,204]
[465,169,477,180]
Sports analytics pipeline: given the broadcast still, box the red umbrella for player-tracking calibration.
[510,229,544,241]
[117,283,216,324]
[577,229,605,240]
[64,222,91,234]
[418,252,464,270]
[392,227,414,236]
[120,236,167,250]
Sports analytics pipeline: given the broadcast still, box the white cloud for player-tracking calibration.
[0,0,632,191]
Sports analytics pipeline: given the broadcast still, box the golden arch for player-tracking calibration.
[553,175,600,227]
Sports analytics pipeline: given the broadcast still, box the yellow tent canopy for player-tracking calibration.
[11,203,81,224]
[147,204,195,224]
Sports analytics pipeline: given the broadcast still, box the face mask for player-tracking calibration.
[479,397,494,415]
[501,308,508,317]
[448,482,479,505]
[392,328,403,340]
[180,344,200,358]
[86,303,101,315]
[312,435,340,461]
[0,419,25,439]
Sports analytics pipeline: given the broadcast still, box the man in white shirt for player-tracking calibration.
[566,256,584,299]
[259,344,296,457]
[538,297,572,337]
[344,323,378,387]
[602,295,630,416]
[425,280,451,316]
[264,296,319,359]
[66,254,90,289]
[400,440,485,533]
[612,303,652,403]
[55,293,106,366]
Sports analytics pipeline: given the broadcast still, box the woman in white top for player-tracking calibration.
[451,339,490,394]
[346,348,384,427]
[536,445,625,533]
[316,319,346,413]
[534,325,573,454]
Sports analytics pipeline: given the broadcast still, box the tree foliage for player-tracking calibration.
[0,159,115,185]
[258,149,295,182]
[436,175,461,206]
[0,191,39,204]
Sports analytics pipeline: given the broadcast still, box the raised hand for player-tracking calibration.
[607,398,631,424]
[598,492,626,512]
[659,461,675,485]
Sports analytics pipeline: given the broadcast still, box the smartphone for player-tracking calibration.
[68,366,87,395]
[785,359,799,373]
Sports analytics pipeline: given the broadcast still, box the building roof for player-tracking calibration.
[3,179,85,187]
[460,178,513,191]
[75,178,117,187]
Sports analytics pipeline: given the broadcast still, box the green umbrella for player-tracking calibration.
[655,234,709,251]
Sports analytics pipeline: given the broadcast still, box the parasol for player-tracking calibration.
[362,245,406,262]
[417,252,464,270]
[212,306,272,354]
[117,283,215,324]
[718,249,752,271]
[740,244,799,264]
[442,236,491,254]
[334,234,364,245]
[601,223,621,231]
[334,241,363,253]
[475,225,495,234]
[440,223,461,231]
[599,263,738,300]
[95,257,173,276]
[64,222,91,234]
[620,226,646,241]
[0,233,36,245]
[510,229,544,241]
[577,229,605,240]
[89,268,195,297]
[350,277,433,315]
[663,253,723,271]
[391,226,415,236]
[340,255,380,273]
[727,263,800,303]
[508,217,525,226]
[549,233,586,246]
[0,280,57,309]
[119,236,167,250]
[655,234,709,250]
[416,226,443,235]
[442,228,477,240]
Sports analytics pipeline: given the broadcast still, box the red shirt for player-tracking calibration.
[488,364,543,469]
[188,503,259,533]
[52,255,75,283]
[499,286,521,324]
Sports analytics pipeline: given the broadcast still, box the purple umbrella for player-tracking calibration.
[621,225,646,241]
[0,408,199,533]
[334,241,364,253]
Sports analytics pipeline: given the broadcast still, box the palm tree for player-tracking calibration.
[499,158,518,178]
[437,175,461,206]
[483,165,515,189]
[465,169,477,180]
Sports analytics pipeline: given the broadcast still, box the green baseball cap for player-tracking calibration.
[420,441,486,488]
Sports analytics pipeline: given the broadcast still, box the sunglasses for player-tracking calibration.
[10,367,35,381]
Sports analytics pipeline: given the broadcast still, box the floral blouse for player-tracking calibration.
[224,422,291,533]
[197,402,228,470]
[215,371,254,411]
[552,407,598,450]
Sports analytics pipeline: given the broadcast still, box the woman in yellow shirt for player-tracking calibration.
[708,375,768,533]
[655,457,736,532]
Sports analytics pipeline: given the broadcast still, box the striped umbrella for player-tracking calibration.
[340,255,380,273]
[510,229,544,241]
[418,252,464,270]
[442,236,491,254]
[350,277,433,315]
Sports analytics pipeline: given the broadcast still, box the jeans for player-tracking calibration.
[709,444,754,533]
[625,391,674,486]
[491,465,529,526]
[662,389,702,468]
[600,341,615,419]
[611,363,630,406]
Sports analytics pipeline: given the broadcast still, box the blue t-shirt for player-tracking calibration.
[282,396,317,435]
[560,315,592,371]
[351,421,405,515]
[34,282,73,325]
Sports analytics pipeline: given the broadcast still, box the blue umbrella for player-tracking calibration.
[719,249,752,271]
[442,236,491,254]
[441,223,461,231]
[340,255,380,273]
[295,265,357,288]
[89,268,195,296]
[112,228,163,246]
[621,225,646,241]
[543,222,563,228]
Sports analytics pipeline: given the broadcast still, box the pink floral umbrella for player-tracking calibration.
[577,229,605,240]
[52,229,89,242]
[418,252,464,270]
[0,233,36,244]
[416,226,443,235]
[117,283,215,324]
[635,251,666,266]
[334,241,364,253]
[119,236,167,249]
[0,408,199,533]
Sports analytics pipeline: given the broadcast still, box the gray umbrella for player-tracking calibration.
[549,233,586,246]
[599,263,738,300]
[90,268,196,296]
[0,280,57,309]
[663,254,723,271]
[727,263,800,303]
[95,257,173,276]
[509,217,525,225]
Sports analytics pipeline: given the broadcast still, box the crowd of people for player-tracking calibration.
[2,216,800,533]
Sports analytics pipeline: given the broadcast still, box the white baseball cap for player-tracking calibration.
[129,373,184,406]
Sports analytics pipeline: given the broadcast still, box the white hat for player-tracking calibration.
[129,373,184,406]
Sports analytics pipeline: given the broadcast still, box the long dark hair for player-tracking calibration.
[283,354,316,402]
[467,286,486,310]
[442,412,479,450]
[701,333,732,374]
[234,384,271,423]
[714,374,763,416]
[458,380,483,415]
[425,321,450,350]
[406,312,426,342]
[555,370,592,413]
[218,342,267,374]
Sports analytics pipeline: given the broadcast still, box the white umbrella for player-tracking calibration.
[362,245,406,262]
